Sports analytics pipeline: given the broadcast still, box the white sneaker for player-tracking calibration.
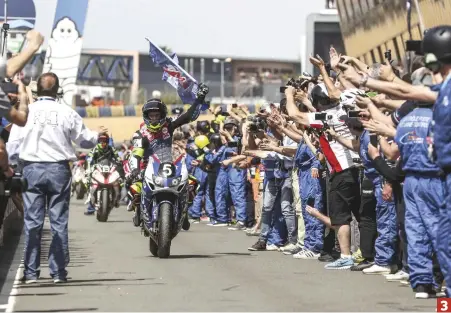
[385,270,409,281]
[293,249,320,259]
[266,244,279,251]
[127,202,134,212]
[362,264,395,275]
[279,243,297,252]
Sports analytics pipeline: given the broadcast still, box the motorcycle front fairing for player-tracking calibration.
[141,146,188,232]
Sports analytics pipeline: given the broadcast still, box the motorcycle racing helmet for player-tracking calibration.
[194,135,210,150]
[339,88,366,110]
[310,83,332,109]
[209,133,222,150]
[196,120,211,134]
[422,25,451,73]
[142,98,168,132]
[97,133,110,150]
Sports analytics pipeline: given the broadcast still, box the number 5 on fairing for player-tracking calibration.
[158,163,176,178]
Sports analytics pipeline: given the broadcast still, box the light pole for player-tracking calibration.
[213,57,232,105]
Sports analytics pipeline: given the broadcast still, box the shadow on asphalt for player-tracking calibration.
[0,219,22,296]
[16,277,165,289]
[158,254,217,259]
[15,308,98,312]
[214,252,253,256]
[14,292,66,297]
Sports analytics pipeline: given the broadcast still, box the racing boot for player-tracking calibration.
[182,213,190,231]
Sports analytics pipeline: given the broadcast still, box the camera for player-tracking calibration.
[347,110,360,118]
[247,115,267,133]
[405,40,423,55]
[313,113,334,141]
[0,170,28,196]
[384,49,392,62]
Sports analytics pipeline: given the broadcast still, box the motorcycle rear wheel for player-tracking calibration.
[157,202,173,258]
[75,184,85,200]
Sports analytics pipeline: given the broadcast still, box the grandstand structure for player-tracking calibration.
[336,0,451,64]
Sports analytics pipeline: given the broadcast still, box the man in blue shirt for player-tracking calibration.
[423,25,451,298]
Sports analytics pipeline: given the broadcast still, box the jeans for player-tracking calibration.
[22,162,71,280]
[260,177,297,244]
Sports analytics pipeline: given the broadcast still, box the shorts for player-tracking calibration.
[328,167,361,226]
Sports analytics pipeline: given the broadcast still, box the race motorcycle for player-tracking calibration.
[89,158,122,222]
[139,147,190,258]
[72,162,87,200]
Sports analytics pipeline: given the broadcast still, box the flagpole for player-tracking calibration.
[145,37,197,83]
[413,0,425,35]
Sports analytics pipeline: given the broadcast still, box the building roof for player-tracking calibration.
[30,0,325,62]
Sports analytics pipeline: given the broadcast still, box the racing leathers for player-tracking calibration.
[85,144,123,211]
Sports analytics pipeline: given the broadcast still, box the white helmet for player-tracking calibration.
[339,88,365,108]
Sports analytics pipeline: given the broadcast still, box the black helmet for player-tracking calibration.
[196,120,211,133]
[422,25,451,72]
[209,133,222,149]
[142,98,167,132]
[310,83,331,109]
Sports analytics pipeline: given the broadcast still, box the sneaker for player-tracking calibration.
[248,240,266,251]
[352,249,364,264]
[350,259,374,271]
[363,264,396,275]
[54,278,67,284]
[189,218,200,224]
[293,249,320,259]
[228,222,246,231]
[19,276,37,284]
[385,270,409,282]
[318,252,336,263]
[246,231,260,237]
[414,284,436,299]
[279,243,297,252]
[206,220,217,226]
[283,245,304,255]
[84,211,95,216]
[212,222,229,227]
[266,244,280,251]
[126,202,134,212]
[324,257,354,270]
[399,279,410,287]
[200,216,210,222]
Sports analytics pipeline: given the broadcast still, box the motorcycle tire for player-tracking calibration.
[96,189,109,222]
[75,184,85,200]
[149,237,158,257]
[157,202,172,258]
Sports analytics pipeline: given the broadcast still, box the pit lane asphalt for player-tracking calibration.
[3,199,438,312]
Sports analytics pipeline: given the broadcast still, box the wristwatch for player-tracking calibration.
[359,74,369,87]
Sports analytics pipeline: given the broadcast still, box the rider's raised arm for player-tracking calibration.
[172,83,210,130]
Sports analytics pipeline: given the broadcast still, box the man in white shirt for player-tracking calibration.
[18,72,107,284]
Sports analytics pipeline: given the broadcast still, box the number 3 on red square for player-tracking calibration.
[437,299,451,312]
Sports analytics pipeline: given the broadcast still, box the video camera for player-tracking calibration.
[0,170,28,197]
[247,115,267,133]
[279,73,317,94]
[313,112,333,141]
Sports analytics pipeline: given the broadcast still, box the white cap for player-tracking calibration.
[152,90,161,99]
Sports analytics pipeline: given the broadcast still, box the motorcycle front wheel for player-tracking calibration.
[157,202,173,258]
[96,189,110,222]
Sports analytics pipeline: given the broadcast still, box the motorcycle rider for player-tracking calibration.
[128,84,209,231]
[71,153,87,197]
[85,133,124,215]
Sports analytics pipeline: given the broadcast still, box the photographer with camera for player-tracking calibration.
[284,58,363,269]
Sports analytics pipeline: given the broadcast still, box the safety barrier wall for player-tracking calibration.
[75,103,261,118]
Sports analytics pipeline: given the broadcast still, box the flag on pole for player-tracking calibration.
[145,38,208,111]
